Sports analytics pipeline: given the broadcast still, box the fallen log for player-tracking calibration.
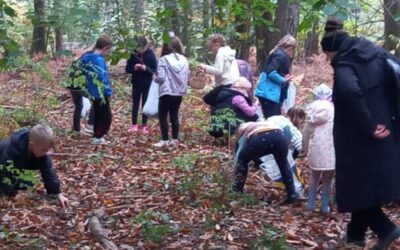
[87,215,118,250]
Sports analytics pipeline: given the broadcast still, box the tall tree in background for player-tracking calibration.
[164,0,180,36]
[234,0,252,60]
[181,1,193,57]
[255,9,274,71]
[384,0,400,56]
[133,0,145,31]
[53,0,63,52]
[305,20,319,57]
[203,0,211,34]
[271,0,300,46]
[30,0,47,55]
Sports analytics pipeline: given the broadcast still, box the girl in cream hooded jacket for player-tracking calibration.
[204,46,240,87]
[303,84,335,213]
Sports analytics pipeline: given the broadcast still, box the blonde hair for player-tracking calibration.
[207,34,226,47]
[29,123,55,148]
[233,77,252,91]
[270,34,296,55]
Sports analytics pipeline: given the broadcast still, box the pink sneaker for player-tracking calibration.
[140,126,149,135]
[129,124,139,133]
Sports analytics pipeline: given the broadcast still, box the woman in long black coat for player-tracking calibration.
[321,18,400,249]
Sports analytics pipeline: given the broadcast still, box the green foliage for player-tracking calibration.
[0,161,38,190]
[0,1,22,71]
[208,108,244,137]
[61,60,110,102]
[252,225,287,250]
[132,211,172,243]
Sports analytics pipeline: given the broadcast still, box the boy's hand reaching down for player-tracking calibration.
[58,193,69,208]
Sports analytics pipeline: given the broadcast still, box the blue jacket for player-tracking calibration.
[255,70,286,103]
[255,48,291,103]
[81,52,113,100]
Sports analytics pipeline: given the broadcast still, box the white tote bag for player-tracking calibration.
[143,80,159,117]
[81,96,91,118]
[259,150,304,193]
[282,81,296,114]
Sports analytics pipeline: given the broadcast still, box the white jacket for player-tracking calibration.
[266,115,302,152]
[155,53,190,97]
[204,46,240,87]
[303,99,335,171]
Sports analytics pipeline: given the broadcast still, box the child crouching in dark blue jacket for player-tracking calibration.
[0,124,69,208]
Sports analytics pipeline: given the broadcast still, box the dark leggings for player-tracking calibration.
[233,130,296,195]
[93,99,112,139]
[258,96,282,119]
[132,83,151,125]
[158,95,182,140]
[70,90,94,131]
[347,206,396,241]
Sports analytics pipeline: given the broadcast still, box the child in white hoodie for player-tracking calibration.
[200,34,240,87]
[154,36,190,148]
[303,84,335,213]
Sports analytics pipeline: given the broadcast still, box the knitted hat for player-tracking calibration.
[320,17,349,52]
[312,83,332,100]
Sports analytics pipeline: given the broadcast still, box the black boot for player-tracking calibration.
[371,226,400,250]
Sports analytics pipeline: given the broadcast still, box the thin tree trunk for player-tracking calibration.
[304,20,319,58]
[235,0,252,60]
[181,1,193,57]
[30,0,47,56]
[203,0,210,33]
[164,0,180,36]
[0,6,8,58]
[133,0,145,31]
[55,27,63,52]
[384,0,400,56]
[54,0,63,53]
[255,11,273,72]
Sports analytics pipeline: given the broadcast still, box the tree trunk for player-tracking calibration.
[30,0,47,56]
[304,20,319,58]
[133,0,145,31]
[164,0,180,36]
[55,27,63,52]
[255,11,273,72]
[384,0,400,56]
[203,0,210,33]
[235,0,252,60]
[54,0,63,52]
[181,1,193,57]
[272,0,300,44]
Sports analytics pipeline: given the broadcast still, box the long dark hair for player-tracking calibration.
[161,36,184,57]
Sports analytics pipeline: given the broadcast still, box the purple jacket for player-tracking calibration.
[232,94,257,117]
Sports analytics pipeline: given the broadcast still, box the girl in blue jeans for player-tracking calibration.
[233,121,299,203]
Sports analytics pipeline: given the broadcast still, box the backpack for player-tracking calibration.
[64,53,89,91]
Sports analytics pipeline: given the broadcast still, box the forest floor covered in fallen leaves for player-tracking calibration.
[0,54,400,250]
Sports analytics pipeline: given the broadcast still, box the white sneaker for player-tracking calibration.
[83,125,94,136]
[168,139,179,148]
[92,137,108,145]
[153,140,169,148]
